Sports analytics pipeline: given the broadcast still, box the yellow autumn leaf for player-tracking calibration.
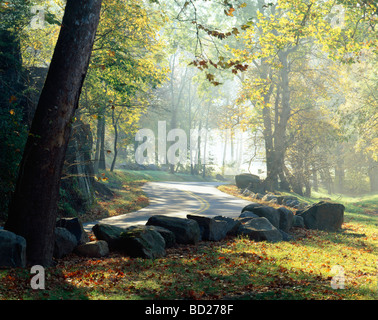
[225,7,236,16]
[9,95,17,103]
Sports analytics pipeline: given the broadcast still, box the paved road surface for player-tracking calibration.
[83,181,251,232]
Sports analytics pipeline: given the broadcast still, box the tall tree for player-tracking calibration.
[5,0,103,266]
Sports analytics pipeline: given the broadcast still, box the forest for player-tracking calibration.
[0,0,377,300]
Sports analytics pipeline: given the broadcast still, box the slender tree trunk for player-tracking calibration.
[312,166,319,191]
[320,168,333,195]
[303,158,311,197]
[335,159,345,193]
[367,160,378,193]
[93,116,102,174]
[110,108,118,172]
[5,0,102,266]
[196,119,202,175]
[98,115,106,170]
[202,102,210,178]
[169,107,177,174]
[221,129,227,176]
[230,128,234,163]
[188,81,195,176]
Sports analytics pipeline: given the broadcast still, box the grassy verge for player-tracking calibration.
[0,176,377,300]
[217,184,378,230]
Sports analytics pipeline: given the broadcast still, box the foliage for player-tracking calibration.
[79,0,169,172]
[338,52,378,160]
[0,106,27,217]
[0,0,31,32]
[0,1,32,216]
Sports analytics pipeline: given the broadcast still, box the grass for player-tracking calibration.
[0,172,377,300]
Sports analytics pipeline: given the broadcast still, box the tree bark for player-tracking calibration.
[98,115,106,170]
[5,0,102,266]
[110,108,118,172]
[93,117,101,174]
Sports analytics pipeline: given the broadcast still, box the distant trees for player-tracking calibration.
[80,0,168,174]
[227,0,377,194]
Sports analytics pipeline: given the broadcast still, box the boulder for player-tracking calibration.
[146,215,201,245]
[56,217,88,245]
[237,217,283,242]
[254,193,264,200]
[145,225,176,248]
[297,201,345,231]
[279,229,293,241]
[235,173,263,193]
[213,216,241,236]
[293,215,305,228]
[241,203,262,213]
[92,223,126,250]
[0,230,26,268]
[239,211,259,219]
[298,202,310,210]
[282,196,299,206]
[54,227,78,259]
[75,240,109,258]
[119,225,166,259]
[242,189,252,196]
[277,207,294,233]
[249,206,280,229]
[237,217,257,224]
[285,199,300,208]
[187,214,228,241]
[262,194,278,202]
[275,196,284,205]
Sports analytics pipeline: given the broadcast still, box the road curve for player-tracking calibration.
[83,181,251,232]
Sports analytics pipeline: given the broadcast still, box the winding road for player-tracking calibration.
[83,181,251,232]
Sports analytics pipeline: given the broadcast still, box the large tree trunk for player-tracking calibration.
[5,0,102,267]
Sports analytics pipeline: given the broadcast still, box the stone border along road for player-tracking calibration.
[83,181,251,232]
